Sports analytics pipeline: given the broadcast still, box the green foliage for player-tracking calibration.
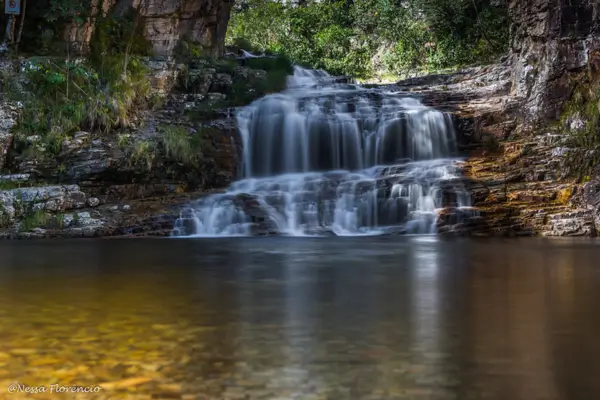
[560,80,600,179]
[159,124,204,167]
[45,0,90,24]
[21,209,52,231]
[4,6,153,164]
[129,140,156,171]
[236,55,294,98]
[0,179,36,190]
[54,213,66,229]
[0,201,11,228]
[174,38,212,62]
[227,0,509,78]
[11,0,93,55]
[89,9,152,80]
[126,125,206,171]
[0,215,10,229]
[9,57,149,139]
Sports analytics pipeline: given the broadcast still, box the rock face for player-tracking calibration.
[391,53,598,237]
[0,102,18,170]
[62,0,234,56]
[134,0,235,56]
[509,0,600,124]
[0,54,276,238]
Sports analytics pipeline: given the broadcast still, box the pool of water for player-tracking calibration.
[1,237,600,399]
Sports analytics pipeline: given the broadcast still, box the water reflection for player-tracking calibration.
[0,238,599,399]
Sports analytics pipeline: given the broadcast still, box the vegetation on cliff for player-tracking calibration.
[227,0,509,79]
[0,2,153,166]
[557,77,600,180]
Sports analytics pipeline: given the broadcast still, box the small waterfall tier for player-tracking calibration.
[173,66,475,237]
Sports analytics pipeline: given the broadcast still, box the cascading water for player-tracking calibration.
[172,66,474,237]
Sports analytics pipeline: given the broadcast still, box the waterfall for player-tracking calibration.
[172,66,474,237]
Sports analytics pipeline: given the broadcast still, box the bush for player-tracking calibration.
[11,56,149,139]
[2,6,153,164]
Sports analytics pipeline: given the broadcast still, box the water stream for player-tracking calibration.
[173,66,473,237]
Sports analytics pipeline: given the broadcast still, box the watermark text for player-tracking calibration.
[7,383,103,394]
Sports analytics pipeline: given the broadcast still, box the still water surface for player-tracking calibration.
[1,237,600,399]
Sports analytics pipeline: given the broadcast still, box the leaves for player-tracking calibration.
[227,0,509,78]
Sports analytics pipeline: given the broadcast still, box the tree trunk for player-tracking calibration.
[1,15,16,51]
[15,0,27,52]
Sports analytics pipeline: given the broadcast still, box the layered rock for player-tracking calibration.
[0,54,276,238]
[509,0,600,124]
[391,57,598,237]
[62,0,234,56]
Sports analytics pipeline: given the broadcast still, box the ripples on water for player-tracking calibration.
[1,238,600,399]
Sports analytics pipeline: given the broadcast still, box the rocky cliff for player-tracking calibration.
[390,0,600,237]
[0,54,275,238]
[36,0,234,56]
[509,0,600,125]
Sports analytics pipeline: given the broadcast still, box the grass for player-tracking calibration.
[129,140,156,171]
[0,181,24,190]
[20,209,51,231]
[54,213,66,229]
[0,203,11,228]
[117,133,130,148]
[159,125,203,167]
[125,124,208,174]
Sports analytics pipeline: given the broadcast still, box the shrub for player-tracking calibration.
[10,57,149,139]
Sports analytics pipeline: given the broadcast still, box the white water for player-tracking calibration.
[173,66,473,237]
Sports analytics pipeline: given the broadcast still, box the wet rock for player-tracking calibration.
[249,222,280,236]
[146,57,181,95]
[304,226,337,236]
[209,73,234,93]
[173,214,201,237]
